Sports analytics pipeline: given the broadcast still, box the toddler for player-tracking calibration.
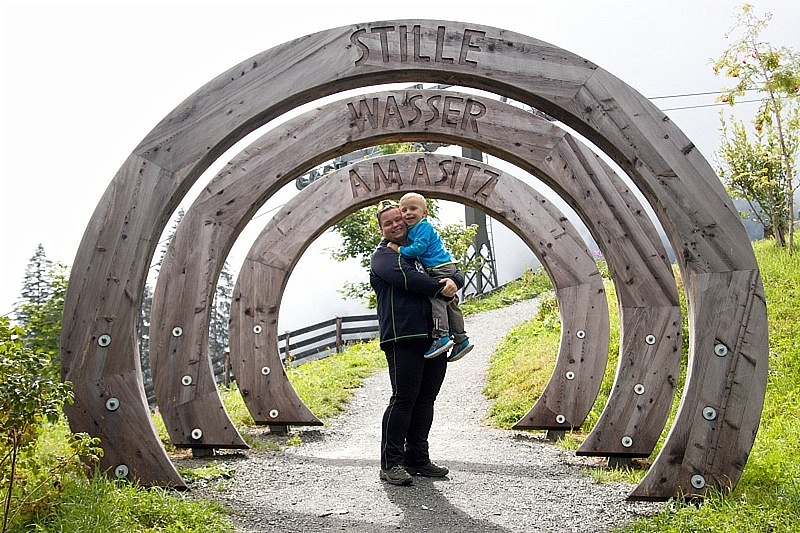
[388,192,473,362]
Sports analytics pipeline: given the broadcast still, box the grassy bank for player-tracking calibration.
[6,241,794,531]
[483,238,800,532]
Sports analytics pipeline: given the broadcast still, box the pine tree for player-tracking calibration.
[209,261,233,382]
[16,262,69,381]
[139,283,154,404]
[16,244,52,325]
[154,208,185,273]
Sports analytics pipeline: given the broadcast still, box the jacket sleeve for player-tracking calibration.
[372,245,446,298]
[398,222,433,260]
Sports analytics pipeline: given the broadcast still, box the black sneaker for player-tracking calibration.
[380,464,413,485]
[404,462,449,477]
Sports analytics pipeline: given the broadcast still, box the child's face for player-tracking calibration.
[400,197,427,226]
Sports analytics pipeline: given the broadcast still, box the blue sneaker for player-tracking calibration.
[448,339,473,362]
[424,336,453,358]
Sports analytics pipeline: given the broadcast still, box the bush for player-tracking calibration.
[1,317,102,532]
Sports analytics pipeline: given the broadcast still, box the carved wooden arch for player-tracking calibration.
[61,22,766,500]
[228,153,608,434]
[151,89,678,465]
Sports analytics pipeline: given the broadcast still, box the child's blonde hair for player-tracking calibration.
[399,192,426,206]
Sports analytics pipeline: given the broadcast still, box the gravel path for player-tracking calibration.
[185,300,663,531]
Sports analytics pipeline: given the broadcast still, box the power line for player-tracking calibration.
[647,88,760,100]
[3,86,770,317]
[659,98,761,112]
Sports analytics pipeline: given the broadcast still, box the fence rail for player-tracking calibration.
[144,314,379,406]
[280,314,379,362]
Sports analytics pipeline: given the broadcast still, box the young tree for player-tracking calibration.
[0,317,102,532]
[718,117,794,240]
[714,3,800,251]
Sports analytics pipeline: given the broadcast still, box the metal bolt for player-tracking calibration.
[691,474,706,489]
[645,334,656,345]
[714,343,729,357]
[555,414,566,424]
[191,428,203,440]
[172,326,183,337]
[621,436,633,448]
[634,383,645,395]
[105,397,120,411]
[181,375,193,386]
[98,334,111,347]
[269,409,279,418]
[702,406,717,420]
[565,371,575,380]
[253,325,263,334]
[261,366,271,376]
[114,464,129,478]
[576,330,586,339]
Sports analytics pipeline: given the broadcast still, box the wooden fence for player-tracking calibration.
[144,314,379,405]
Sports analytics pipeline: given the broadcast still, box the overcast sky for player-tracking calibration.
[2,0,799,322]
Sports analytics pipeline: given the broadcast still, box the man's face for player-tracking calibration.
[400,197,427,227]
[378,207,408,243]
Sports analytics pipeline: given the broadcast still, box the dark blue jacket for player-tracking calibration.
[370,239,464,348]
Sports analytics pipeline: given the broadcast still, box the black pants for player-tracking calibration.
[381,338,448,470]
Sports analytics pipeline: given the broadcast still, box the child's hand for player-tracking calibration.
[387,242,400,253]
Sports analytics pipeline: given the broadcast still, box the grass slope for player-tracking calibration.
[483,239,800,532]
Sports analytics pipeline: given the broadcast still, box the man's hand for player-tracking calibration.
[387,242,400,253]
[439,278,458,298]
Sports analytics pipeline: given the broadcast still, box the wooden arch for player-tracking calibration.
[61,21,767,500]
[151,89,677,464]
[228,153,608,434]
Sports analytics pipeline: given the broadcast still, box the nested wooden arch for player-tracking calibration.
[61,21,766,500]
[151,89,678,467]
[151,91,680,468]
[228,153,608,434]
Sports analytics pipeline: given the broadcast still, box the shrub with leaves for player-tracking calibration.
[0,317,101,532]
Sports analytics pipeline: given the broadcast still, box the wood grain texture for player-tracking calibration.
[62,21,766,498]
[229,153,606,429]
[156,90,674,448]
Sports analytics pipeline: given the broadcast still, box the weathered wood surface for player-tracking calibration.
[629,270,767,500]
[60,155,186,487]
[61,21,766,499]
[155,89,674,450]
[228,253,324,425]
[230,153,607,429]
[522,134,681,444]
[149,213,250,447]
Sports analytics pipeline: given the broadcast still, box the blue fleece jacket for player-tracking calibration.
[398,217,454,270]
[370,240,464,348]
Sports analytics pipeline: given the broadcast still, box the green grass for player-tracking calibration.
[286,341,387,419]
[483,301,560,427]
[8,243,796,532]
[21,473,233,533]
[4,421,233,533]
[460,268,553,317]
[483,238,800,532]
